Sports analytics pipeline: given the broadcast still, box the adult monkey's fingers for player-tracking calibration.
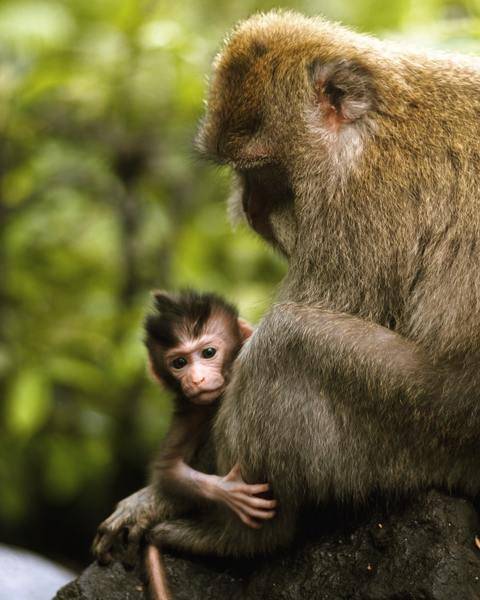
[92,531,114,565]
[121,525,143,568]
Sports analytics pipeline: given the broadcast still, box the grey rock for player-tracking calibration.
[55,491,480,600]
[0,544,75,600]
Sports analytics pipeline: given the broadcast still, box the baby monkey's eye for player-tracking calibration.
[202,347,217,359]
[172,357,187,369]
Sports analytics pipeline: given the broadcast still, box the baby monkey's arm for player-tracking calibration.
[155,412,276,529]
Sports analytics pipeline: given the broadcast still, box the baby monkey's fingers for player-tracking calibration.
[224,463,242,481]
[230,495,276,520]
[242,506,276,520]
[241,495,277,510]
[233,507,262,529]
[222,464,274,499]
[241,482,270,495]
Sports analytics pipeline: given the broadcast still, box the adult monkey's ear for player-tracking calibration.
[238,318,254,342]
[309,58,375,126]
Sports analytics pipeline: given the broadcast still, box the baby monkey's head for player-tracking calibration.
[145,290,253,404]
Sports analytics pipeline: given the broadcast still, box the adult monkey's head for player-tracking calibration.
[196,11,381,257]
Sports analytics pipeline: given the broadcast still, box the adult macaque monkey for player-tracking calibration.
[94,10,480,560]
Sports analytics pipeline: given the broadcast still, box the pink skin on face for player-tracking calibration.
[164,320,233,404]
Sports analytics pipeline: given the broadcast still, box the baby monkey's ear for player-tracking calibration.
[238,318,254,342]
[147,357,161,384]
[152,290,177,313]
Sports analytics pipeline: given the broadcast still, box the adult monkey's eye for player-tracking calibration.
[172,357,187,369]
[202,347,217,359]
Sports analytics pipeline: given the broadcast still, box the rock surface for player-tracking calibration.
[55,490,480,600]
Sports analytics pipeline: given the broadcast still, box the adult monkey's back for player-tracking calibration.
[94,11,480,561]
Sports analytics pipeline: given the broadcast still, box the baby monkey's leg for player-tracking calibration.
[146,544,171,600]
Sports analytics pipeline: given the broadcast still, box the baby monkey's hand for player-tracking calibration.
[208,463,277,529]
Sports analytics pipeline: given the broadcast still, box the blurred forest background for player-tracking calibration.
[1,0,480,571]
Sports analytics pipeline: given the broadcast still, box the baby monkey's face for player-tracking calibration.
[164,319,235,404]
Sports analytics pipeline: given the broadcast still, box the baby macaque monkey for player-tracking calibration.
[144,290,276,599]
[146,290,276,523]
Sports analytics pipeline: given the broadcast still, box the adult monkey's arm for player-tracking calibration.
[92,486,167,567]
[143,302,477,559]
[266,303,464,436]
[92,302,474,561]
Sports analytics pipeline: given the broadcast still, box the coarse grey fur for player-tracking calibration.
[94,10,480,561]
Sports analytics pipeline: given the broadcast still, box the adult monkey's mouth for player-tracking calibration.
[241,164,294,245]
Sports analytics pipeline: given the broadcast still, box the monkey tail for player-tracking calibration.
[146,544,172,600]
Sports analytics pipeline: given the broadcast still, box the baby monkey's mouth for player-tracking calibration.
[191,386,225,404]
[241,165,294,246]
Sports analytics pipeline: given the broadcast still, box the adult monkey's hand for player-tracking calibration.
[92,486,163,568]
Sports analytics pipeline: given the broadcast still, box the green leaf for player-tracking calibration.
[42,435,84,501]
[47,356,104,393]
[5,369,52,436]
[41,435,113,501]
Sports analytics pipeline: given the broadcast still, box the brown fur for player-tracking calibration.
[94,10,480,561]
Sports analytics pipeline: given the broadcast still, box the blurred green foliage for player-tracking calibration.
[1,0,480,567]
